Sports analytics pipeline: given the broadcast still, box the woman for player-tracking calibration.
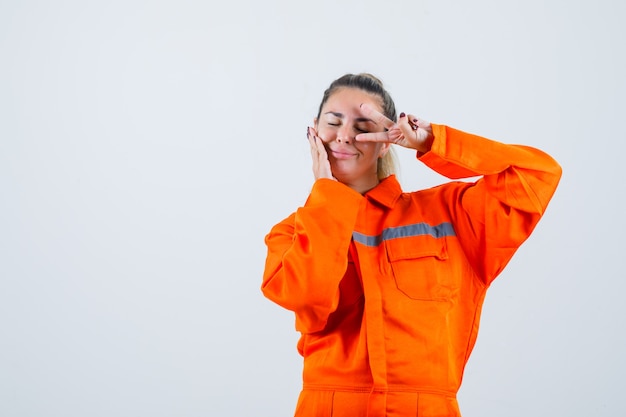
[261,73,562,416]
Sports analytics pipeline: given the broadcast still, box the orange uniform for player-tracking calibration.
[262,124,562,416]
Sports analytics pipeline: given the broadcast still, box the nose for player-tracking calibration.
[336,126,353,144]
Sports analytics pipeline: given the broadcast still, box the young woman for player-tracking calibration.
[261,73,562,416]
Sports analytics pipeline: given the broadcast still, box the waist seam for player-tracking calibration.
[302,384,457,397]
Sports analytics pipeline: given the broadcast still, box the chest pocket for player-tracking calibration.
[385,236,453,301]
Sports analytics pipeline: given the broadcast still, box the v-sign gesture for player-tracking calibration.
[355,103,434,154]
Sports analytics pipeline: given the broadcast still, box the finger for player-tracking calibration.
[307,127,318,152]
[308,127,325,154]
[397,114,416,138]
[407,115,432,133]
[355,131,392,142]
[308,127,321,172]
[309,130,333,176]
[359,103,396,130]
[403,114,434,152]
[306,126,336,181]
[313,132,327,156]
[308,125,320,138]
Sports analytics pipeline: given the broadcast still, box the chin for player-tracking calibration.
[329,165,351,181]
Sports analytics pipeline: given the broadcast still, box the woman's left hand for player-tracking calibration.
[355,103,434,154]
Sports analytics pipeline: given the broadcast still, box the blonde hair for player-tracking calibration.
[377,147,398,180]
[317,73,398,178]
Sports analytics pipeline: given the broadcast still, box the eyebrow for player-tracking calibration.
[324,111,378,125]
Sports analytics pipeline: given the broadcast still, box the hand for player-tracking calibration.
[307,126,336,181]
[355,104,434,154]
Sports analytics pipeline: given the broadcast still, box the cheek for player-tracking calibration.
[317,129,334,144]
[358,142,383,157]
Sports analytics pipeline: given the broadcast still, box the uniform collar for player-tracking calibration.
[363,175,402,208]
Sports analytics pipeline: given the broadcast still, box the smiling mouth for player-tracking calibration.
[330,150,357,159]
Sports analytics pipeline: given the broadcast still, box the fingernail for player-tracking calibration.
[399,112,406,118]
[306,127,310,138]
[413,118,418,123]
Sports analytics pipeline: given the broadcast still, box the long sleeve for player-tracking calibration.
[262,179,364,333]
[420,124,562,284]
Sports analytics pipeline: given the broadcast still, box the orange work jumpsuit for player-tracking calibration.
[262,124,562,416]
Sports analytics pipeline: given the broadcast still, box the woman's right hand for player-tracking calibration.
[307,126,336,181]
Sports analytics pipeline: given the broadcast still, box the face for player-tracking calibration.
[314,87,390,189]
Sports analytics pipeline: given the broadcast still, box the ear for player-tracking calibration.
[378,142,392,158]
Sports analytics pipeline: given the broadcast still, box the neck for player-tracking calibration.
[345,177,380,195]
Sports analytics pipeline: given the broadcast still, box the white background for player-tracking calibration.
[1,0,624,416]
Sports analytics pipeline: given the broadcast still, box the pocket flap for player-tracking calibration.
[385,235,448,262]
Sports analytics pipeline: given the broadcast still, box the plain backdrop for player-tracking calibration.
[1,0,624,416]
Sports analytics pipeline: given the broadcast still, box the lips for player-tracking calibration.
[329,148,358,159]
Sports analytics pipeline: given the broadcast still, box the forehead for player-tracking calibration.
[323,87,384,114]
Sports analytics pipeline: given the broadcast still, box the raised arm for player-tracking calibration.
[422,124,562,284]
[356,105,562,284]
